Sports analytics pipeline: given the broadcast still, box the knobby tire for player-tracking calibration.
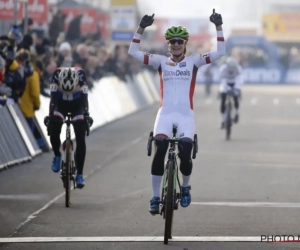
[164,160,175,244]
[65,140,71,207]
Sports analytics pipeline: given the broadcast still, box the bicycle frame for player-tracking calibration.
[60,114,77,207]
[224,87,238,140]
[61,115,75,166]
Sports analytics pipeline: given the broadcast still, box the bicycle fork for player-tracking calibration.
[60,140,77,187]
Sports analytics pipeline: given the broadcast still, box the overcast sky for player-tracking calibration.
[135,0,264,36]
[136,0,258,20]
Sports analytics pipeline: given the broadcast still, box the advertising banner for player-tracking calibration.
[110,0,136,41]
[0,0,48,23]
[262,12,300,43]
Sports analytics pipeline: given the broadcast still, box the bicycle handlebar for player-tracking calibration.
[58,114,91,136]
[151,137,183,143]
[147,132,198,159]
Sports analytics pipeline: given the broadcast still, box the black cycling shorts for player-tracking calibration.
[53,98,84,120]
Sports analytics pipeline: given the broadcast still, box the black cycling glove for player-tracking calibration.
[139,14,155,29]
[44,116,51,127]
[209,9,223,27]
[84,112,93,128]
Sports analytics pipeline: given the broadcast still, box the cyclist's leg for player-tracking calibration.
[149,112,172,214]
[220,92,227,128]
[49,111,64,172]
[177,113,194,207]
[233,88,240,123]
[72,113,86,188]
[178,139,193,179]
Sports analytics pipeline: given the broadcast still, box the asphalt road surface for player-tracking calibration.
[1,84,300,250]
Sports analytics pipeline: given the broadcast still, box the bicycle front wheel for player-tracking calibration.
[65,140,71,207]
[164,160,175,244]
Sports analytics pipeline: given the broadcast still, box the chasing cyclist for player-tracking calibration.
[219,57,243,129]
[128,10,226,214]
[44,67,93,188]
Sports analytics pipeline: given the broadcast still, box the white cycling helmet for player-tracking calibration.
[58,67,79,92]
[226,57,238,69]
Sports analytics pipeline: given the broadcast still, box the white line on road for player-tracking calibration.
[0,236,263,243]
[10,135,146,237]
[0,194,47,200]
[191,202,300,208]
[273,98,279,105]
[223,162,300,168]
[250,97,257,105]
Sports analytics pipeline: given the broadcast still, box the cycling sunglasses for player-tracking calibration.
[169,39,185,45]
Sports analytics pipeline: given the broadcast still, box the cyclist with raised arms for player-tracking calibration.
[219,57,243,128]
[44,67,93,188]
[128,10,226,214]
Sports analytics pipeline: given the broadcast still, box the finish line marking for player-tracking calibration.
[0,237,263,243]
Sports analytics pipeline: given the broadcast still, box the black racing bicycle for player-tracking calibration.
[46,113,91,207]
[147,125,198,244]
[224,87,235,141]
[224,83,242,141]
[60,113,90,207]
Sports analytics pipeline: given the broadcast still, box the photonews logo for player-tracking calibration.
[163,70,190,77]
[261,235,300,242]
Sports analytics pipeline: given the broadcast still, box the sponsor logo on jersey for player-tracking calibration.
[179,62,186,68]
[50,84,58,92]
[165,61,176,67]
[81,86,88,93]
[163,70,190,77]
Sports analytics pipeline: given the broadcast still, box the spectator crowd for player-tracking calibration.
[0,10,149,150]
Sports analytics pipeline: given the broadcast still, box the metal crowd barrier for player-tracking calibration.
[0,104,43,170]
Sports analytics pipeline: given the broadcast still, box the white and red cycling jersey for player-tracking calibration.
[219,64,244,93]
[128,30,226,138]
[128,30,226,116]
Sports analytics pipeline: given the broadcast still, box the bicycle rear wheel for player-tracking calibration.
[65,139,71,207]
[164,160,175,244]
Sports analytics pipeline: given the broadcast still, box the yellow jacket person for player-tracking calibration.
[19,64,40,118]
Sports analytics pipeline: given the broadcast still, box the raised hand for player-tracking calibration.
[139,14,155,29]
[209,9,223,27]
